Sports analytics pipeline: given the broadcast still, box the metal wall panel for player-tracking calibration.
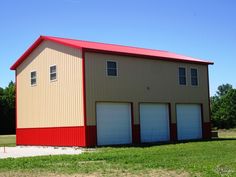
[85,52,210,126]
[16,126,86,146]
[17,41,84,128]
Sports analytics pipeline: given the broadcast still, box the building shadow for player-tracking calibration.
[94,137,236,148]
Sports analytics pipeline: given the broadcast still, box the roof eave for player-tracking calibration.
[10,36,44,70]
[10,36,83,70]
[10,36,214,70]
[83,47,214,65]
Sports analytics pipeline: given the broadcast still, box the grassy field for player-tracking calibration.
[0,130,235,177]
[0,135,15,147]
[218,128,236,138]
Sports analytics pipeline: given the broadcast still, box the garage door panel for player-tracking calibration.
[140,104,170,142]
[96,103,132,146]
[177,104,202,140]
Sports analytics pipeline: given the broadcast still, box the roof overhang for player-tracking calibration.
[10,36,214,70]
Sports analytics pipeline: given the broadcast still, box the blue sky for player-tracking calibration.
[1,0,235,95]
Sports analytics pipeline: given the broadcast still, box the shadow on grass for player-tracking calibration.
[95,137,236,148]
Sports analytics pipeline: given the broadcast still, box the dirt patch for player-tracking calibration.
[218,129,236,138]
[146,169,191,177]
[0,172,95,177]
[0,169,192,177]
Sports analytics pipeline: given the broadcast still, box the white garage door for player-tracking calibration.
[176,104,202,140]
[140,103,170,143]
[96,102,132,146]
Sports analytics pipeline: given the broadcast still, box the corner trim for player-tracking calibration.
[15,71,18,144]
[82,49,87,146]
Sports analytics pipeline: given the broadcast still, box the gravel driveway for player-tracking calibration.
[0,146,84,159]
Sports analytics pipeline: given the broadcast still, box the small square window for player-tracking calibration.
[50,65,57,81]
[107,61,117,76]
[191,68,198,86]
[30,71,37,86]
[50,73,57,81]
[50,65,56,73]
[179,67,186,85]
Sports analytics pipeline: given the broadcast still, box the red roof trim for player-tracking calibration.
[41,35,83,51]
[10,36,213,70]
[83,48,212,65]
[10,36,43,70]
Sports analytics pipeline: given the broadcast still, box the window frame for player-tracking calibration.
[106,60,118,77]
[178,66,187,86]
[30,70,37,86]
[49,65,57,82]
[190,68,199,86]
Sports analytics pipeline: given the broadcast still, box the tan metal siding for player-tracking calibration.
[17,41,84,128]
[85,52,210,125]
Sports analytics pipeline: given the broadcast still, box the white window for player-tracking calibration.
[179,67,186,85]
[191,68,198,86]
[107,61,117,76]
[30,71,37,86]
[50,65,57,81]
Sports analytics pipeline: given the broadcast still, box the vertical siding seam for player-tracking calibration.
[207,66,211,123]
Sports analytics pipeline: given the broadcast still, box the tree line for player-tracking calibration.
[0,81,15,134]
[211,84,236,129]
[0,81,235,134]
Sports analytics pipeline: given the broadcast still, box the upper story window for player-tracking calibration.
[107,61,117,76]
[30,71,37,86]
[191,68,198,86]
[179,67,186,85]
[50,65,57,81]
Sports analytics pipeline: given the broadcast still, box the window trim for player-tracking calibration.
[106,60,118,77]
[178,66,187,86]
[49,64,57,82]
[190,67,199,87]
[30,70,37,87]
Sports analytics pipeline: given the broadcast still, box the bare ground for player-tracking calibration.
[0,169,191,177]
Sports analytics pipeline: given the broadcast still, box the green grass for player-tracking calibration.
[0,131,235,176]
[0,135,16,147]
[0,140,235,176]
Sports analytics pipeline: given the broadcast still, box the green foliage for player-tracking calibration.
[211,84,236,129]
[216,84,233,97]
[3,81,15,109]
[0,81,16,134]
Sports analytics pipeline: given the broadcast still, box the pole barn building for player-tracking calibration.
[10,36,213,147]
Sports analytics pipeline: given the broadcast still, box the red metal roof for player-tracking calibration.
[10,36,213,70]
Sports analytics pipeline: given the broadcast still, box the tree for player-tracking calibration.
[2,81,15,109]
[216,84,233,97]
[0,86,3,107]
[0,87,3,94]
[219,89,236,128]
[0,81,16,134]
[211,84,236,129]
